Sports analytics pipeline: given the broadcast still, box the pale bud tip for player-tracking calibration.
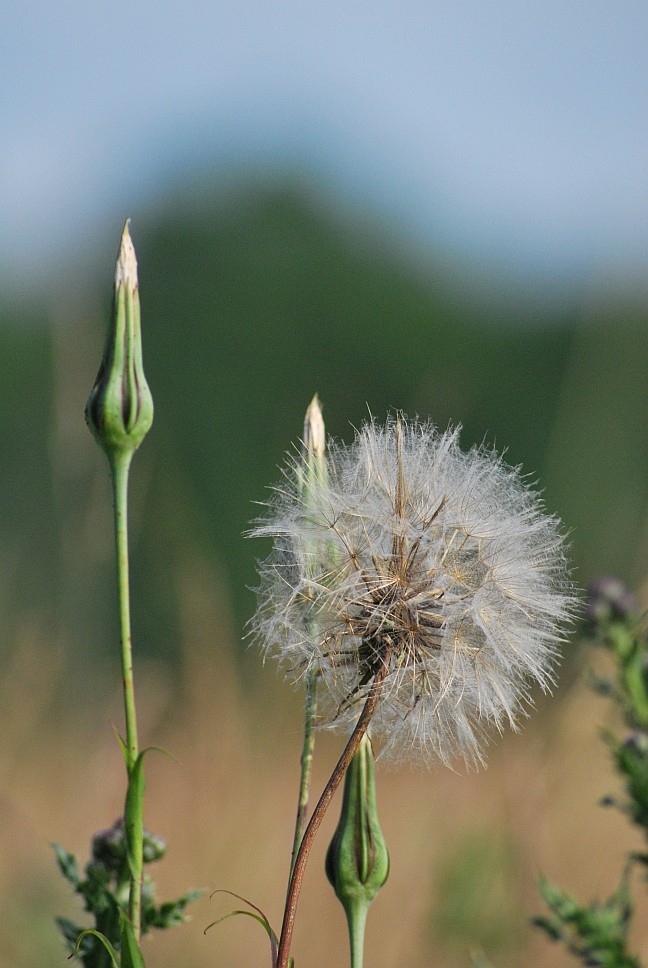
[304,394,325,458]
[115,219,138,289]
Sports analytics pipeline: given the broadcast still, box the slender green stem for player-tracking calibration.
[112,452,138,767]
[348,903,368,968]
[275,655,390,968]
[110,450,142,938]
[289,670,318,880]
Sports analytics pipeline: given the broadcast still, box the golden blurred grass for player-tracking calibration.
[2,548,648,968]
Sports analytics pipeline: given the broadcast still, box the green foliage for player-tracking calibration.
[53,821,201,966]
[534,873,639,968]
[613,734,648,832]
[534,578,647,967]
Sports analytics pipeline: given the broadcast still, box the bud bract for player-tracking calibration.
[85,221,153,461]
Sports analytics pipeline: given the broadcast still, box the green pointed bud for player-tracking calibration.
[296,394,327,513]
[326,734,389,968]
[85,221,153,461]
[300,394,342,579]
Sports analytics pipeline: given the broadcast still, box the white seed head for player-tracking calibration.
[251,416,575,768]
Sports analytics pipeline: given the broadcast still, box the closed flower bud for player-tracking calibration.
[85,221,153,461]
[623,731,648,754]
[326,734,390,899]
[326,735,389,963]
[586,576,637,627]
[91,818,167,871]
[91,818,128,869]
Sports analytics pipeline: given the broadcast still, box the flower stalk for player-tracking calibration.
[288,396,326,878]
[113,452,138,772]
[85,221,153,942]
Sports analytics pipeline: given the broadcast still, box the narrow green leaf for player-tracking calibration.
[112,726,130,771]
[124,752,146,879]
[68,930,120,967]
[121,920,146,968]
[206,890,278,966]
[124,747,166,879]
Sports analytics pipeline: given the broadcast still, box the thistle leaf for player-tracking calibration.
[52,844,81,888]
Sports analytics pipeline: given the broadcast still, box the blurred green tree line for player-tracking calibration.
[1,176,647,671]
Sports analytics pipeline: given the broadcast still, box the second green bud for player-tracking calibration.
[326,733,390,968]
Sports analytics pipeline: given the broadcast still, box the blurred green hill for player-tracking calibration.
[1,176,647,667]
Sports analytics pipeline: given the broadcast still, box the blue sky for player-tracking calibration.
[2,0,647,293]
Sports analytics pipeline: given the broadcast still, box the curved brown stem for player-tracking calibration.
[275,655,390,968]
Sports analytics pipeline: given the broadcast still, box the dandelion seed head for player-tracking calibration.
[251,416,575,768]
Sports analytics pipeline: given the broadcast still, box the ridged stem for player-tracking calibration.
[289,670,318,880]
[110,450,142,938]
